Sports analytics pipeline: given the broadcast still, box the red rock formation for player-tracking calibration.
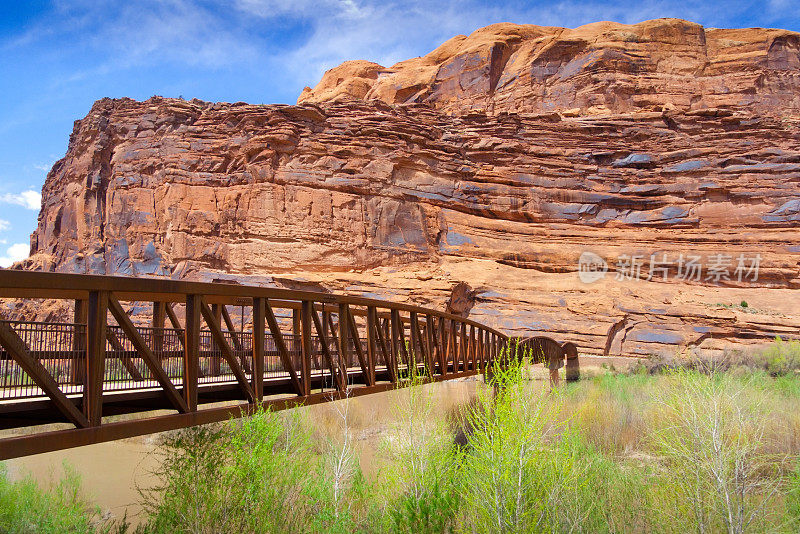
[445,282,476,317]
[11,19,800,357]
[299,19,800,117]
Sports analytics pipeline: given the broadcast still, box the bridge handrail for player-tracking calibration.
[0,271,507,338]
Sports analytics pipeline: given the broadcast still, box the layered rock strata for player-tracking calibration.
[299,18,800,117]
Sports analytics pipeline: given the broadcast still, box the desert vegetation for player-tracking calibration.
[0,464,101,533]
[2,339,800,533]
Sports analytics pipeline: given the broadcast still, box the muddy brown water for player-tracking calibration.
[4,357,631,524]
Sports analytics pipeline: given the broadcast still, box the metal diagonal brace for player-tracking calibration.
[0,319,89,428]
[344,305,373,386]
[263,299,303,396]
[200,299,255,403]
[311,307,346,392]
[108,297,189,413]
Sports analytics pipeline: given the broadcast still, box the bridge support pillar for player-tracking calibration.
[84,290,108,426]
[184,295,200,411]
[252,298,265,402]
[300,301,313,396]
[70,299,87,385]
[366,306,377,385]
[338,303,350,387]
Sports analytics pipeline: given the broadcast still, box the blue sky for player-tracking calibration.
[1,0,799,267]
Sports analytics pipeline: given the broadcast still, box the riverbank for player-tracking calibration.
[3,341,800,532]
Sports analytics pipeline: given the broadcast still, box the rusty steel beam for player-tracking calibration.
[389,309,401,378]
[152,301,166,356]
[366,306,378,386]
[373,307,391,378]
[84,290,108,427]
[344,305,371,386]
[70,299,87,385]
[435,316,446,376]
[468,325,475,371]
[462,323,469,372]
[220,305,243,352]
[184,295,201,411]
[325,312,347,387]
[310,306,345,392]
[300,300,313,396]
[478,328,485,371]
[409,312,425,377]
[208,304,222,377]
[252,297,265,401]
[337,305,350,384]
[105,329,145,381]
[164,303,183,335]
[397,313,409,368]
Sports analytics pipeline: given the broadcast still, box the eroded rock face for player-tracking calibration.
[299,19,800,117]
[15,19,800,357]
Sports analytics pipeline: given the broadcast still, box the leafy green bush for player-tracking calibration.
[759,337,800,376]
[379,370,462,534]
[140,407,368,533]
[0,463,97,534]
[788,462,800,524]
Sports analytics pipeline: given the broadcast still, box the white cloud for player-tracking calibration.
[0,243,29,268]
[9,0,731,96]
[0,190,41,210]
[32,162,53,172]
[235,0,720,89]
[42,0,262,75]
[235,0,368,19]
[0,220,9,232]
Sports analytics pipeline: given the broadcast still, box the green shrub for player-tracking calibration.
[0,463,97,534]
[760,337,800,376]
[388,478,459,534]
[380,370,462,534]
[788,462,800,524]
[141,408,338,533]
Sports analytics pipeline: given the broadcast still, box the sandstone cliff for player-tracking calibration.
[15,19,800,357]
[299,18,800,117]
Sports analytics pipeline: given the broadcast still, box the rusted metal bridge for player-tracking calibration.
[0,271,509,460]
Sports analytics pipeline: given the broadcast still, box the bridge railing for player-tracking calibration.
[0,271,507,458]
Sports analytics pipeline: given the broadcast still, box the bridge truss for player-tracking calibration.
[0,271,508,459]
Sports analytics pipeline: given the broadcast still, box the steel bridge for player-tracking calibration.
[0,271,515,460]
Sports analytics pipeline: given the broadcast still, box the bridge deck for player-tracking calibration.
[0,271,507,459]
